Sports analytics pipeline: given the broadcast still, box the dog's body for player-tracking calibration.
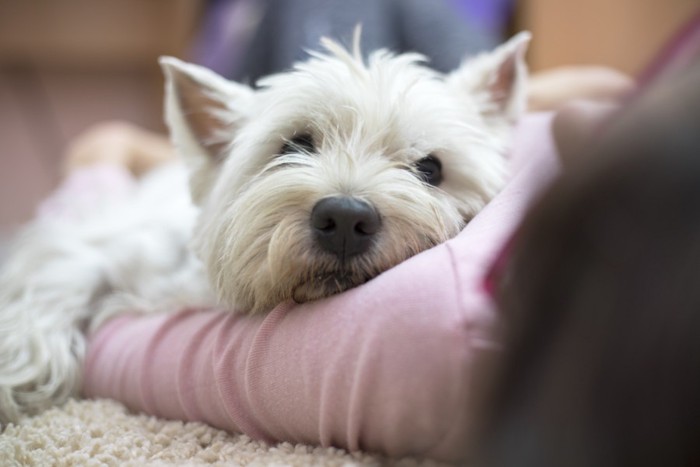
[0,32,529,425]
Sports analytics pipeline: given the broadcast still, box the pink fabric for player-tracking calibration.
[38,163,135,221]
[81,114,559,462]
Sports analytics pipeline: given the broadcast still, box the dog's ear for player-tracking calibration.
[160,57,254,204]
[448,32,531,127]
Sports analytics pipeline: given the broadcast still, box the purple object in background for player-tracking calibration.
[189,0,263,77]
[449,0,513,36]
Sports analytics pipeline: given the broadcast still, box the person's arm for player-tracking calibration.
[63,121,175,177]
[528,66,633,111]
[38,121,174,221]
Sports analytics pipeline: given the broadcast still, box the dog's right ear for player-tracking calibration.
[447,32,531,129]
[160,57,254,204]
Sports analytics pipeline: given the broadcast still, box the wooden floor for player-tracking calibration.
[0,67,164,259]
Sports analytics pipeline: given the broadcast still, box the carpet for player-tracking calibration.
[0,399,450,466]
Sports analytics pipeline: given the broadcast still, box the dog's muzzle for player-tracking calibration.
[310,196,381,260]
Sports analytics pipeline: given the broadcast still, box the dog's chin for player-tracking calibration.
[291,270,370,303]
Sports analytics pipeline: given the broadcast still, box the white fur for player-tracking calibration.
[0,164,212,424]
[0,33,529,424]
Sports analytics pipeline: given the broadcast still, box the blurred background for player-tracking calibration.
[0,0,696,259]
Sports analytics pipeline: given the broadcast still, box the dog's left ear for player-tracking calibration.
[448,32,531,127]
[160,57,254,204]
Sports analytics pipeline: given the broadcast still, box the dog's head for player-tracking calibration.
[160,32,530,313]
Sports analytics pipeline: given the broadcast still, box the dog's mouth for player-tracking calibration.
[291,269,370,303]
[286,227,449,305]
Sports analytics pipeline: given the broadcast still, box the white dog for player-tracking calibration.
[0,32,530,425]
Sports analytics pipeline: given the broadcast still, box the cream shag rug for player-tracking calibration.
[0,399,450,466]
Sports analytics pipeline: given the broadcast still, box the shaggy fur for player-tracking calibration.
[0,32,530,425]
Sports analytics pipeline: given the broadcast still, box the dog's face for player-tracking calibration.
[161,33,530,313]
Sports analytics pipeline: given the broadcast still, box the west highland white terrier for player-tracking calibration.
[0,31,530,424]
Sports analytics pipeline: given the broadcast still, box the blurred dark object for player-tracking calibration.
[191,0,506,83]
[472,58,700,467]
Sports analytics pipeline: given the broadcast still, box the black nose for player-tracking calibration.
[311,197,381,259]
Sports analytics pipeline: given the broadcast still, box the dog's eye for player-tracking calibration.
[415,155,443,186]
[281,133,315,155]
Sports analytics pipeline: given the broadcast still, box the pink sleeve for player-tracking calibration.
[82,114,559,462]
[38,163,136,222]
